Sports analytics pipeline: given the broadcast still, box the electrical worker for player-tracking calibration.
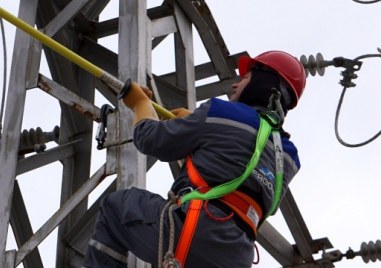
[83,50,306,268]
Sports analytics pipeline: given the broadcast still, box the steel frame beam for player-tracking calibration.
[0,0,39,266]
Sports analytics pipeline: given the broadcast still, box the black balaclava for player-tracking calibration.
[238,68,290,114]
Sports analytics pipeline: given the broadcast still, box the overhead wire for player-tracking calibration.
[334,53,381,147]
[0,18,7,139]
[352,0,381,4]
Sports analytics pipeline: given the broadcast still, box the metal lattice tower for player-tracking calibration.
[0,1,334,267]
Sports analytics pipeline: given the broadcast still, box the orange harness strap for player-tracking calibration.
[186,156,209,188]
[185,156,263,234]
[174,157,263,266]
[220,191,262,234]
[173,157,206,266]
[174,199,203,266]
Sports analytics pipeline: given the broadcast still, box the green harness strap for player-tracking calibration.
[267,130,284,216]
[180,117,284,218]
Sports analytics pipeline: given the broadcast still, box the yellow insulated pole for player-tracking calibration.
[0,7,175,119]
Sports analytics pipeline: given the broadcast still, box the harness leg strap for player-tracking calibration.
[175,199,203,266]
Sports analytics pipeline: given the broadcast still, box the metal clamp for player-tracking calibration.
[95,104,114,150]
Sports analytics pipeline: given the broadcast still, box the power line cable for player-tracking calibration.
[0,18,7,139]
[353,0,381,4]
[334,53,381,147]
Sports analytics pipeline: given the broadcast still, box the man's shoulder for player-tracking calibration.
[207,98,260,129]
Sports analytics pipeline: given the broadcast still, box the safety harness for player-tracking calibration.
[169,114,285,267]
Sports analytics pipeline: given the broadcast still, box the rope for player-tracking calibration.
[203,200,233,222]
[0,18,7,138]
[158,198,173,266]
[158,191,180,268]
[252,243,260,265]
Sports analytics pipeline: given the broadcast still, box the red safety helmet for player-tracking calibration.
[238,51,306,109]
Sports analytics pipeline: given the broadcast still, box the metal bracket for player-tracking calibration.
[331,57,363,88]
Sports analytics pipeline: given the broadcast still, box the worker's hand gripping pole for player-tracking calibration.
[0,7,175,120]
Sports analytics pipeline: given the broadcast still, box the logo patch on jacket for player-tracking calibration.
[253,167,274,191]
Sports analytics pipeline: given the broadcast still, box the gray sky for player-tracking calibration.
[1,0,381,267]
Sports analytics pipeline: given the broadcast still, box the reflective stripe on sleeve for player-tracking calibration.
[88,238,127,264]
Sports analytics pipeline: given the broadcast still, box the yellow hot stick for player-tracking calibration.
[0,7,175,119]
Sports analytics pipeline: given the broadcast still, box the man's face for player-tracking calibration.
[229,71,252,101]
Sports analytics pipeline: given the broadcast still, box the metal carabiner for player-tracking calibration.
[95,104,114,150]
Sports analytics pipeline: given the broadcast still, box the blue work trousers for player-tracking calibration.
[83,187,254,267]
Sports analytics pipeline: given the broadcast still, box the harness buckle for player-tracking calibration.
[177,187,194,196]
